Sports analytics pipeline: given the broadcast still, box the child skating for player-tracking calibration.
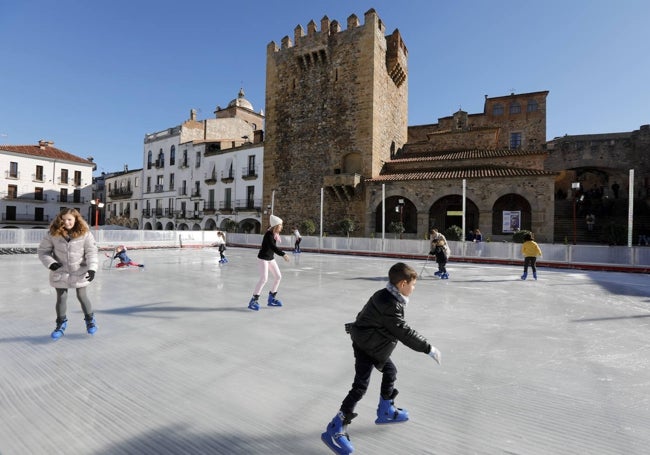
[247,215,290,311]
[215,231,228,263]
[111,245,144,268]
[431,238,450,279]
[37,208,99,339]
[322,262,441,454]
[521,232,543,280]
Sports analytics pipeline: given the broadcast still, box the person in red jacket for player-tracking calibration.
[321,262,442,455]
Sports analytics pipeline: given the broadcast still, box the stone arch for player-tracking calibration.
[177,223,190,231]
[492,194,532,234]
[374,195,417,234]
[165,221,175,230]
[204,218,218,231]
[239,218,260,234]
[428,195,480,233]
[144,222,153,230]
[155,221,163,230]
[192,223,201,231]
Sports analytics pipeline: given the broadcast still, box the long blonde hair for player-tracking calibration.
[49,209,89,238]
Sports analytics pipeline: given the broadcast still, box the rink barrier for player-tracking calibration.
[1,229,648,273]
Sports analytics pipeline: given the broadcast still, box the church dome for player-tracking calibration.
[228,88,253,110]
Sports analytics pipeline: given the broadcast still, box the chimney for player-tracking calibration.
[38,140,54,148]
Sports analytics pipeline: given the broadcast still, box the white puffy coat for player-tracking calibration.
[38,232,98,288]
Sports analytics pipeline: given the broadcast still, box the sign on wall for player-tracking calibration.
[502,211,521,233]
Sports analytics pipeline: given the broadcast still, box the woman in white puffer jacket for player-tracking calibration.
[37,208,99,339]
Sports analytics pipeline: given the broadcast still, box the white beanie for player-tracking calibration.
[269,214,283,228]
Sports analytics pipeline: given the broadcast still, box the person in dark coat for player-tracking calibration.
[321,262,441,455]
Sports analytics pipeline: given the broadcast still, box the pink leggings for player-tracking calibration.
[253,259,282,295]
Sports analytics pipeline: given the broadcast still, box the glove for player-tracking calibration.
[428,347,441,365]
[86,270,96,282]
[49,263,62,271]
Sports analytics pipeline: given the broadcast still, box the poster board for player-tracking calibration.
[502,211,521,233]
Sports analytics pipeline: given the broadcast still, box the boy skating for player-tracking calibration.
[322,262,441,454]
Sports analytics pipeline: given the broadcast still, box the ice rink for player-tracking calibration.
[1,246,649,455]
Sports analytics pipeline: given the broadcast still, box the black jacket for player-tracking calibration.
[257,230,285,260]
[349,288,431,367]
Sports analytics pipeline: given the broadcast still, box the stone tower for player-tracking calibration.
[264,8,408,233]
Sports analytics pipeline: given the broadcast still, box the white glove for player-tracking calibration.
[428,347,441,365]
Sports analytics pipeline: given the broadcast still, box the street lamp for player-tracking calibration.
[90,198,105,231]
[571,182,582,245]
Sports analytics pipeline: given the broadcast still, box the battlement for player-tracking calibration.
[266,9,385,54]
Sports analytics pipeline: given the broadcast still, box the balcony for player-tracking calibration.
[241,166,258,180]
[5,171,19,180]
[155,159,164,169]
[219,201,234,213]
[190,190,201,200]
[109,187,133,199]
[154,184,164,193]
[221,170,234,183]
[323,172,362,202]
[204,171,217,185]
[1,213,50,224]
[203,202,217,214]
[32,173,46,182]
[234,198,262,212]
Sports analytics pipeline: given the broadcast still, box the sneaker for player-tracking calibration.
[248,298,260,311]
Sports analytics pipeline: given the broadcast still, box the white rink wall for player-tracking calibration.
[1,229,649,270]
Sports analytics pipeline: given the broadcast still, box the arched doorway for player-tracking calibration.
[492,194,531,234]
[374,196,417,234]
[429,195,480,233]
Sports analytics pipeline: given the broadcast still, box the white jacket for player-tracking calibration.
[38,232,98,288]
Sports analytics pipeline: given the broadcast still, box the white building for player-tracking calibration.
[0,140,95,228]
[104,166,143,229]
[141,89,265,232]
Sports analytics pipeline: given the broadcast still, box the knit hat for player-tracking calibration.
[269,215,283,228]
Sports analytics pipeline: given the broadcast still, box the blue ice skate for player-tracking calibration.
[51,318,67,340]
[521,273,527,280]
[85,314,97,335]
[434,271,442,276]
[248,298,260,311]
[375,390,409,424]
[440,273,449,280]
[533,272,537,280]
[267,292,283,307]
[321,411,355,454]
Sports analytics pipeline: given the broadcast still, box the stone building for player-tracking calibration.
[263,9,556,241]
[366,92,557,242]
[264,9,407,234]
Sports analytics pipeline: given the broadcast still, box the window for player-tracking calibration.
[60,188,68,203]
[156,175,164,192]
[35,187,44,201]
[182,150,188,167]
[147,151,153,169]
[527,99,538,112]
[181,180,187,196]
[8,184,17,198]
[509,102,521,114]
[224,188,232,209]
[60,169,68,184]
[492,104,504,116]
[74,170,82,186]
[195,151,201,168]
[35,207,44,222]
[134,177,139,187]
[9,162,18,178]
[510,132,522,149]
[169,173,175,191]
[35,165,44,181]
[170,145,176,165]
[146,176,151,193]
[73,189,81,203]
[247,155,256,176]
[156,150,165,168]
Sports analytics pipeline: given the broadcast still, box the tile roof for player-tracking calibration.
[395,148,546,162]
[0,144,94,165]
[366,165,557,182]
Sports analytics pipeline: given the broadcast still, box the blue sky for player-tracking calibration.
[1,0,648,173]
